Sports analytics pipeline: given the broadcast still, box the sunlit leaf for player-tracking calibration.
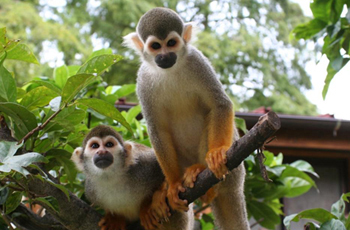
[77,54,123,76]
[20,86,59,111]
[0,141,23,161]
[6,44,39,64]
[54,65,69,89]
[30,80,61,95]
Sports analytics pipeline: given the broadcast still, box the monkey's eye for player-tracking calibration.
[167,39,176,47]
[91,143,99,148]
[151,42,161,50]
[105,142,114,148]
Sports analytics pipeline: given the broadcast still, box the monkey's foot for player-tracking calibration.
[167,181,188,212]
[205,146,230,179]
[99,212,126,230]
[140,183,170,230]
[200,186,218,204]
[183,164,206,188]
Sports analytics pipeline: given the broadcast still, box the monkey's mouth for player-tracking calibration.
[93,153,114,169]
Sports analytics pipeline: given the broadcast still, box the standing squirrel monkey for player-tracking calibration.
[124,7,250,230]
[71,125,193,230]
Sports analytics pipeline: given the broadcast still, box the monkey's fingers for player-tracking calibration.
[183,164,206,188]
[141,212,160,230]
[167,182,189,212]
[205,146,229,179]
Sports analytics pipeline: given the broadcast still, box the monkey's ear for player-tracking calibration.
[183,23,193,43]
[124,142,133,154]
[123,32,144,52]
[71,147,84,171]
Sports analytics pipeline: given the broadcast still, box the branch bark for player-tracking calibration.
[0,111,280,230]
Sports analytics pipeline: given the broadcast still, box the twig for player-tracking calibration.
[18,107,63,144]
[0,207,15,230]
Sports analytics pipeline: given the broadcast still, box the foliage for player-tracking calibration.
[1,0,318,115]
[284,193,350,230]
[0,28,318,230]
[292,0,350,99]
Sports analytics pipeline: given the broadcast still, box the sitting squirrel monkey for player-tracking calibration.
[71,125,194,230]
[124,7,250,230]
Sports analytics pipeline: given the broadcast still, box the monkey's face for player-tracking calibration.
[83,135,125,171]
[143,32,184,69]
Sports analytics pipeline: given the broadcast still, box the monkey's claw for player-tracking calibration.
[183,164,206,188]
[205,146,230,179]
[167,182,189,212]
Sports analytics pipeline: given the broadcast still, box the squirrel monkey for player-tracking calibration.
[124,7,250,230]
[71,125,194,230]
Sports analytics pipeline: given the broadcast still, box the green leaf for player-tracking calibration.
[77,54,123,75]
[310,0,332,23]
[67,65,80,76]
[46,149,78,184]
[235,117,247,134]
[115,84,136,98]
[0,102,37,139]
[280,165,317,189]
[20,86,59,111]
[0,141,23,161]
[54,65,69,89]
[87,48,113,60]
[0,151,47,176]
[61,73,97,104]
[0,28,6,47]
[48,106,85,129]
[0,187,9,205]
[77,98,132,133]
[284,209,337,229]
[30,80,61,95]
[292,19,327,40]
[0,57,17,102]
[6,44,39,64]
[320,219,346,230]
[290,160,319,178]
[331,193,350,220]
[5,192,22,214]
[125,104,141,123]
[34,197,60,213]
[3,152,47,167]
[247,200,280,229]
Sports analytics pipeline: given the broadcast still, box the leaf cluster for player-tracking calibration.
[284,193,350,230]
[292,0,350,99]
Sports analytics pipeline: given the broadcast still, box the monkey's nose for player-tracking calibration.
[93,152,113,169]
[155,52,177,69]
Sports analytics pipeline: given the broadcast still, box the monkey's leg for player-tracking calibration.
[162,204,194,230]
[98,212,126,230]
[210,163,250,230]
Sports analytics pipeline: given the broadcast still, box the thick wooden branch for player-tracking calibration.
[179,111,281,203]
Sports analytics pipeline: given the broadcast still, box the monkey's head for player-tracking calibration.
[71,125,130,174]
[123,7,193,69]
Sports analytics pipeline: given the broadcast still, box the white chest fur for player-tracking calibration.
[89,174,144,221]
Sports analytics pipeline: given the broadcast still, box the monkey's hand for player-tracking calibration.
[183,164,206,188]
[140,183,170,230]
[205,146,229,179]
[98,212,126,230]
[183,164,218,203]
[167,181,188,212]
